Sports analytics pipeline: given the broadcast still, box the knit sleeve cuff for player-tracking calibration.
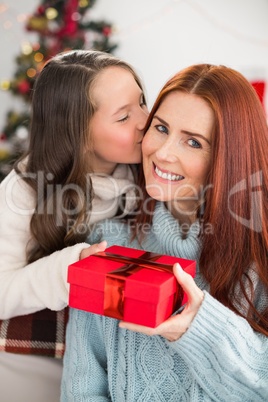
[171,290,247,358]
[168,291,268,398]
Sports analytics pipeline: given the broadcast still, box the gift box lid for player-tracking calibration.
[68,245,196,303]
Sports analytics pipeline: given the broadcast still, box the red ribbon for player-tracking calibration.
[93,251,183,321]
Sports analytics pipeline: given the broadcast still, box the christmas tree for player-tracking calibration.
[0,0,117,181]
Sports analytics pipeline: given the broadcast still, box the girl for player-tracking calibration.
[62,64,268,401]
[0,49,148,401]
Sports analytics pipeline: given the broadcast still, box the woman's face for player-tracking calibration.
[142,91,214,217]
[90,66,149,175]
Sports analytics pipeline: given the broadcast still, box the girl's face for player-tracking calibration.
[90,66,149,175]
[142,91,214,218]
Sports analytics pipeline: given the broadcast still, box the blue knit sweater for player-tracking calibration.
[61,202,268,401]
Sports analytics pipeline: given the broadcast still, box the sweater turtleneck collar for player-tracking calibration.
[146,202,202,263]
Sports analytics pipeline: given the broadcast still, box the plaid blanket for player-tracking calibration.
[0,307,68,358]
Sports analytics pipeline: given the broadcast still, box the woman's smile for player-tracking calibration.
[152,162,185,183]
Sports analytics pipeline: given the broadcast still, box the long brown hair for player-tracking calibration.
[15,50,145,263]
[135,64,268,335]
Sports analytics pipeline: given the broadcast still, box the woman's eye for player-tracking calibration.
[188,138,201,148]
[155,125,168,134]
[118,115,129,123]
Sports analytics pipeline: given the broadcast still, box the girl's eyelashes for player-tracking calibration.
[117,96,146,122]
[118,115,129,123]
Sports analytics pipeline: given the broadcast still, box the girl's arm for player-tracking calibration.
[61,308,110,401]
[0,169,103,319]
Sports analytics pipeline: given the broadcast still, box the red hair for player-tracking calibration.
[135,64,268,335]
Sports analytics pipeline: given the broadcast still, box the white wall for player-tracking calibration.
[1,0,268,129]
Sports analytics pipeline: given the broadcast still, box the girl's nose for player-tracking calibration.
[155,138,178,164]
[137,106,149,131]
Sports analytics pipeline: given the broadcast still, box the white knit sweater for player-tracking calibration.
[0,164,136,319]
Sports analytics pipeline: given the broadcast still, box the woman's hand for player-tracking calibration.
[80,240,107,260]
[119,263,204,341]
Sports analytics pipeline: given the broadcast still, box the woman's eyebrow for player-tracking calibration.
[152,115,169,127]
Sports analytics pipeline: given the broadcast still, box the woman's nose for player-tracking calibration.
[155,137,178,164]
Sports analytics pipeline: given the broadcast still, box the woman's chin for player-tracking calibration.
[145,187,170,202]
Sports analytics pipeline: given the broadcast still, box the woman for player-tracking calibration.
[61,64,268,401]
[0,49,148,401]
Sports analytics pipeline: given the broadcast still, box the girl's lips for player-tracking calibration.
[152,162,184,183]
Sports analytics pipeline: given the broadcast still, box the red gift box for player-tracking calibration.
[68,245,196,328]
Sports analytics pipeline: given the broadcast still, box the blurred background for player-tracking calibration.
[0,0,268,180]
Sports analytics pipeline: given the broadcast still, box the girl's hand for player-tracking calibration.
[80,240,107,260]
[119,263,204,341]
